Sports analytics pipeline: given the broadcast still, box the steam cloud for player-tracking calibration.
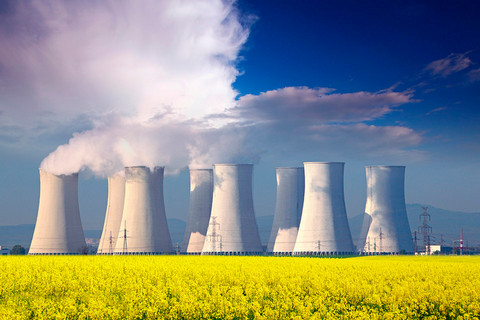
[0,0,251,176]
[0,0,426,175]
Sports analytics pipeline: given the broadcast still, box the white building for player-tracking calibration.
[183,168,213,253]
[114,166,173,254]
[202,164,263,255]
[359,166,414,254]
[267,167,304,253]
[97,175,125,254]
[29,170,86,254]
[293,162,354,255]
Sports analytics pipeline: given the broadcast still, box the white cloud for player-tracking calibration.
[245,121,425,163]
[425,106,447,116]
[308,123,423,155]
[224,86,424,162]
[468,68,480,82]
[424,52,473,77]
[0,0,252,174]
[0,1,428,174]
[0,0,249,128]
[233,87,415,124]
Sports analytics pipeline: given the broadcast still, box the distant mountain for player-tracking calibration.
[84,229,101,240]
[0,224,34,248]
[1,205,478,251]
[0,218,187,250]
[349,204,480,248]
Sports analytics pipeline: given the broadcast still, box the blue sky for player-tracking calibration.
[0,0,479,230]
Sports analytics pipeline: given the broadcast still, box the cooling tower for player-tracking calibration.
[360,166,414,254]
[97,175,125,254]
[267,167,304,253]
[202,164,263,255]
[293,162,354,255]
[114,166,173,254]
[182,168,213,253]
[29,169,86,254]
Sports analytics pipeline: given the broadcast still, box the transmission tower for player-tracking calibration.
[109,231,113,254]
[413,231,418,254]
[418,207,432,254]
[218,235,223,253]
[175,242,181,255]
[208,216,222,252]
[379,228,384,253]
[121,221,128,254]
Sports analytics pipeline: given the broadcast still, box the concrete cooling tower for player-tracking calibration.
[29,169,86,254]
[359,166,414,254]
[182,168,213,253]
[97,175,125,254]
[267,167,304,253]
[114,166,173,254]
[293,162,354,255]
[202,164,263,255]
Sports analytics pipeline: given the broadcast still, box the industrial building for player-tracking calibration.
[182,168,213,253]
[359,166,414,254]
[97,175,125,254]
[29,170,86,254]
[27,161,423,256]
[114,166,173,254]
[293,162,355,255]
[0,246,10,255]
[202,164,263,255]
[267,167,304,254]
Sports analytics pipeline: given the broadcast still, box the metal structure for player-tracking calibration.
[114,166,173,254]
[293,162,354,255]
[29,169,86,254]
[202,164,263,255]
[182,168,213,253]
[267,167,304,253]
[418,206,432,255]
[359,166,414,254]
[97,175,125,254]
[454,228,465,255]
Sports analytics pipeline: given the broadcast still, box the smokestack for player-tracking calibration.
[360,166,414,254]
[293,162,354,255]
[267,167,304,253]
[182,168,213,253]
[114,166,172,254]
[202,164,262,255]
[29,169,86,254]
[97,175,125,254]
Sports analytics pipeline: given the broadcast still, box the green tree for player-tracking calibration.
[10,245,26,255]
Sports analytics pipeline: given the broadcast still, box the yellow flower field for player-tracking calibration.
[1,256,479,319]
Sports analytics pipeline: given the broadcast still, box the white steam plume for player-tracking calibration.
[0,0,251,175]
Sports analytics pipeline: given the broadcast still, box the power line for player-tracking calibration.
[208,216,222,253]
[418,206,432,254]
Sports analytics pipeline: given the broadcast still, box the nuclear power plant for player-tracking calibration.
[202,164,263,255]
[182,168,213,253]
[293,162,355,255]
[359,166,414,254]
[114,166,173,254]
[29,170,87,254]
[267,167,304,253]
[29,161,416,256]
[97,175,125,254]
